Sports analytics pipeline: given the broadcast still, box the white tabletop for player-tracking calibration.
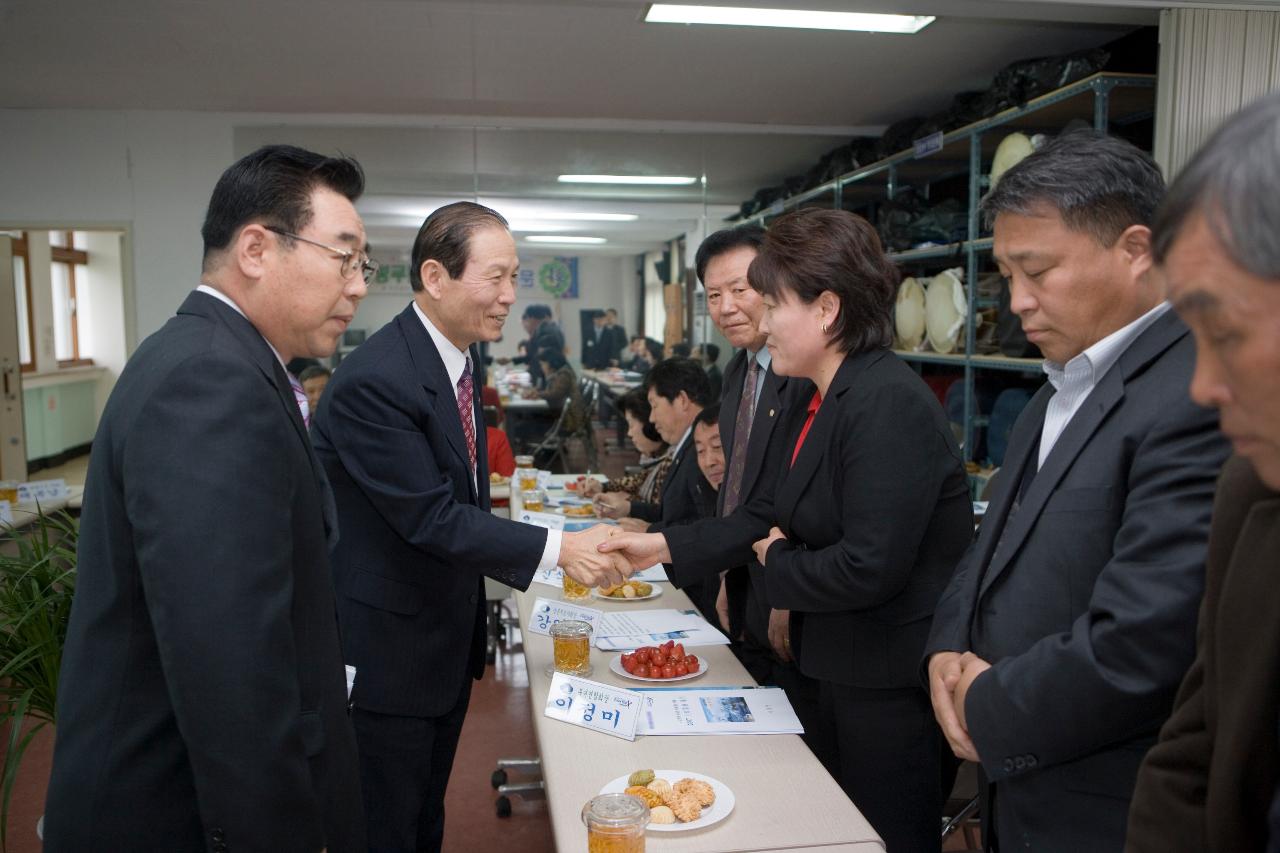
[503,397,551,412]
[507,485,885,853]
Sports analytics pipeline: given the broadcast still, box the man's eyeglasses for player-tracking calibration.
[265,226,379,284]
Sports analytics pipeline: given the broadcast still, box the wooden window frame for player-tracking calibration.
[11,234,37,373]
[51,231,94,368]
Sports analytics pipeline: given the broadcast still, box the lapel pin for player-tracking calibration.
[769,408,775,417]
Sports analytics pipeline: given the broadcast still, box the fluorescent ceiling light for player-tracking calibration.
[559,174,698,186]
[536,212,638,221]
[526,235,607,244]
[644,4,935,34]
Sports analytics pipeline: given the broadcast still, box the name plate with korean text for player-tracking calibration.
[545,673,641,740]
[527,597,604,636]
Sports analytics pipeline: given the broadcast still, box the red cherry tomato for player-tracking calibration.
[685,656,699,672]
[634,664,651,679]
[635,649,650,664]
[621,653,635,672]
[673,643,685,659]
[661,664,676,679]
[674,663,688,677]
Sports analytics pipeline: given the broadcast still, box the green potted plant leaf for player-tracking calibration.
[0,509,77,852]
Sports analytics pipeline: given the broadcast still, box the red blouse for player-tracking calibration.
[791,390,823,467]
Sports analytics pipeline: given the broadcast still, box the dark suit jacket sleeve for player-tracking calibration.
[922,538,983,663]
[963,396,1224,781]
[763,380,958,612]
[326,363,545,587]
[124,353,324,848]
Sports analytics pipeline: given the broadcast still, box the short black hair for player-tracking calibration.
[750,208,897,355]
[695,224,765,285]
[409,201,509,292]
[645,357,711,407]
[523,304,552,320]
[298,365,331,383]
[703,343,720,364]
[618,388,664,445]
[590,309,605,319]
[537,346,567,370]
[201,145,364,271]
[1153,92,1280,279]
[980,128,1165,247]
[671,342,692,358]
[694,402,721,429]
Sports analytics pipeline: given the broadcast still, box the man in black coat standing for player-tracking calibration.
[311,202,628,853]
[45,145,372,853]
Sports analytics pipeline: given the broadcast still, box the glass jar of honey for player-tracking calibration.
[582,793,649,853]
[549,619,592,676]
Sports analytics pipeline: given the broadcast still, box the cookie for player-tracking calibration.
[624,785,664,809]
[626,769,654,787]
[649,805,676,825]
[646,778,672,797]
[667,792,702,823]
[673,777,715,807]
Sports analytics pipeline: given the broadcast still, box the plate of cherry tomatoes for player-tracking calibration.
[610,641,706,682]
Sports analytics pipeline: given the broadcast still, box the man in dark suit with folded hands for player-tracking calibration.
[311,201,628,853]
[45,145,371,852]
[923,130,1230,852]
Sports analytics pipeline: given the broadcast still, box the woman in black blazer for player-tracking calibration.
[604,208,973,851]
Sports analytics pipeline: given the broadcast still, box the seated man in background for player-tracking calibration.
[924,130,1229,852]
[692,402,725,492]
[1126,92,1280,853]
[299,364,331,417]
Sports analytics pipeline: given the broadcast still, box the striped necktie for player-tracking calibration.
[288,372,311,429]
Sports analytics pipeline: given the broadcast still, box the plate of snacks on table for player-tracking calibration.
[609,641,704,682]
[591,580,661,602]
[488,472,510,500]
[559,498,597,518]
[599,769,733,832]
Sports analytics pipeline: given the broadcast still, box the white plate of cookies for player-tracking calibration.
[599,769,734,832]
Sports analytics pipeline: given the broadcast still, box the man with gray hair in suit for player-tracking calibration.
[1126,93,1280,853]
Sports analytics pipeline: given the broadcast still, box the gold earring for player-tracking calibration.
[821,322,828,334]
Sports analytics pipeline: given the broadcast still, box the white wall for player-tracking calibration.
[0,110,232,351]
[0,109,648,370]
[79,231,129,419]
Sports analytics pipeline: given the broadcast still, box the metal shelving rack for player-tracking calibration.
[737,72,1157,461]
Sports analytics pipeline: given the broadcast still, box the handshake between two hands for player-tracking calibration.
[928,651,992,763]
[557,525,672,589]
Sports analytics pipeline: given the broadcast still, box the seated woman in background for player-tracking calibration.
[585,388,672,531]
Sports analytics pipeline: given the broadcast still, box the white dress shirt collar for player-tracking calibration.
[1037,301,1170,468]
[1043,301,1171,393]
[196,284,287,371]
[413,301,471,385]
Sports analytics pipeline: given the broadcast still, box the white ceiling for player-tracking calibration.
[2,0,1252,255]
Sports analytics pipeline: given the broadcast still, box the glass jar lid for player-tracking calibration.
[581,793,650,829]
[550,619,592,638]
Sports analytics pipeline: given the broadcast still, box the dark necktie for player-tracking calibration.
[722,355,760,516]
[457,355,477,472]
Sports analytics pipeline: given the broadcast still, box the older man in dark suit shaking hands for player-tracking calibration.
[45,145,372,852]
[311,201,628,853]
[923,130,1230,852]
